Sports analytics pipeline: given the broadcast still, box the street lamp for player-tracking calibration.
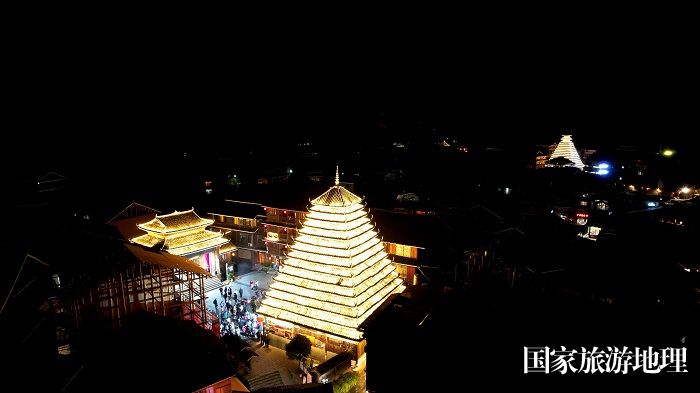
[680,187,690,194]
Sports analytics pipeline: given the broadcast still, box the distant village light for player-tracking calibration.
[662,149,676,157]
[591,162,610,176]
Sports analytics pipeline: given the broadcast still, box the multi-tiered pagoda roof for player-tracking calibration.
[258,170,405,341]
[551,134,585,169]
[131,209,228,256]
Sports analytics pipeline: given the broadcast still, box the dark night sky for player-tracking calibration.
[4,5,698,175]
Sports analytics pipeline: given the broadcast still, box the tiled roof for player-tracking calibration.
[165,230,221,249]
[311,186,362,207]
[138,209,212,234]
[219,243,236,253]
[168,237,228,256]
[125,244,210,276]
[131,233,163,248]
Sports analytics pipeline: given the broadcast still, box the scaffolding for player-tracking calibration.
[67,245,209,333]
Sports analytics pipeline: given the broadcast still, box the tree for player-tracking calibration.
[548,156,574,167]
[285,334,311,361]
[333,371,359,393]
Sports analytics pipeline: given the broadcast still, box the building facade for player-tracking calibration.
[535,151,549,169]
[211,200,426,287]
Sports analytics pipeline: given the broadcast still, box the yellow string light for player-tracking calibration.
[259,184,404,341]
[132,210,230,256]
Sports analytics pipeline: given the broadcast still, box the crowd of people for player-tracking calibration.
[212,281,269,345]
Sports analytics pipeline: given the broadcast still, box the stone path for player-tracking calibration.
[246,341,302,389]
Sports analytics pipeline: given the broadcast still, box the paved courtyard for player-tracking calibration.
[204,269,276,312]
[245,341,302,385]
[202,268,356,389]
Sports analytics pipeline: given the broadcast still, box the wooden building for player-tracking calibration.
[258,170,405,359]
[52,204,219,341]
[131,209,231,277]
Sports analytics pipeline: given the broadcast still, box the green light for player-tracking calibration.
[662,149,675,157]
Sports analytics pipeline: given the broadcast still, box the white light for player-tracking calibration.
[596,169,609,175]
[681,187,690,193]
[550,135,585,169]
[597,163,610,169]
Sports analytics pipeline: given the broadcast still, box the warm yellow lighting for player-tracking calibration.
[311,186,362,207]
[681,187,690,193]
[303,216,370,231]
[258,183,404,341]
[131,209,227,256]
[131,234,163,247]
[219,243,236,253]
[307,208,366,222]
[286,245,385,271]
[138,209,213,234]
[299,222,374,240]
[167,235,229,256]
[662,149,675,157]
[294,231,380,254]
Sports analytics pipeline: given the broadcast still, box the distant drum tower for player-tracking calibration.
[550,134,585,169]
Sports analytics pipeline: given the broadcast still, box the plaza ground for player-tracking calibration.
[202,268,364,390]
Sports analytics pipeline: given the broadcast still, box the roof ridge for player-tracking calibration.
[157,208,196,219]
